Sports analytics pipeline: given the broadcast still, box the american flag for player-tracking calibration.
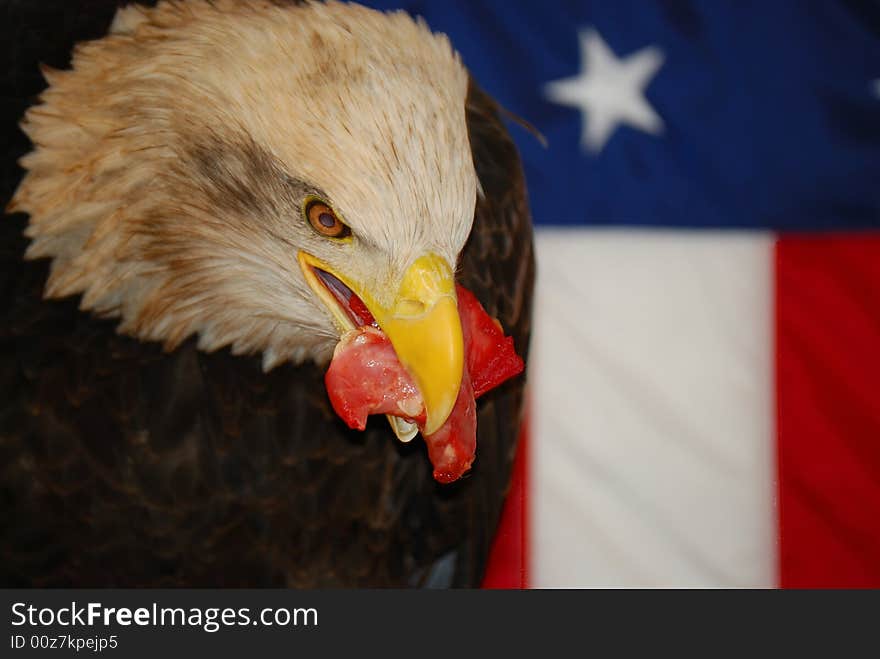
[363,0,880,588]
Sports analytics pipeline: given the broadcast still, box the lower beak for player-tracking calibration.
[299,252,464,436]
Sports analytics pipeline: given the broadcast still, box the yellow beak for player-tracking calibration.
[298,252,464,436]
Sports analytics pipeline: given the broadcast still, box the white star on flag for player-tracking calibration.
[545,28,665,153]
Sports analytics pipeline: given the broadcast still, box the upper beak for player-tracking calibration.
[299,252,464,436]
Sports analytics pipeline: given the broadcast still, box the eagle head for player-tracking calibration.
[11,0,480,437]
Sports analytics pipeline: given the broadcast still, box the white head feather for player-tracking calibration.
[11,0,477,369]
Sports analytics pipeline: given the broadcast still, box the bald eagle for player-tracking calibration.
[1,0,534,587]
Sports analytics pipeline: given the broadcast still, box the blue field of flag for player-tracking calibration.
[363,1,880,230]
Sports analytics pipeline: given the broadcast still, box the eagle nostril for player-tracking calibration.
[395,299,427,316]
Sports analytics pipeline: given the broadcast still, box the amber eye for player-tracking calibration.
[306,201,350,239]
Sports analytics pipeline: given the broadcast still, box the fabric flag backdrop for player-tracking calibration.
[362,0,880,588]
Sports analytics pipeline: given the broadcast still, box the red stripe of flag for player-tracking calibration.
[776,234,880,588]
[482,401,530,589]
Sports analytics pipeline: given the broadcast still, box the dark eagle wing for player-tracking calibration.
[0,1,534,588]
[452,79,536,584]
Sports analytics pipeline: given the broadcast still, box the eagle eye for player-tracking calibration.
[305,200,351,239]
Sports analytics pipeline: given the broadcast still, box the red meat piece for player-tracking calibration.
[324,286,524,483]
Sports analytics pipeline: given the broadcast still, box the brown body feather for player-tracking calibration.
[0,2,534,588]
